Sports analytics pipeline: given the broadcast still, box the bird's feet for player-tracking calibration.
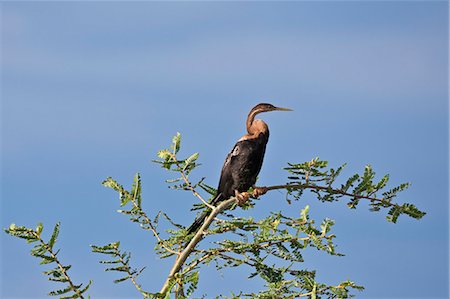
[252,186,268,198]
[234,190,250,206]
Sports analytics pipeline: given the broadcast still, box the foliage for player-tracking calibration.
[4,132,425,299]
[91,242,153,297]
[284,158,426,223]
[4,223,92,299]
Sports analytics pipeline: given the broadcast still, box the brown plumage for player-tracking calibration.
[187,103,292,233]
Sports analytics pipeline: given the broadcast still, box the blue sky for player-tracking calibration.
[1,1,448,298]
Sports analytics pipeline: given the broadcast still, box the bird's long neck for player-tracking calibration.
[246,110,269,137]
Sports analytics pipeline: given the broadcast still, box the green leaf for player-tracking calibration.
[37,254,56,265]
[354,165,375,195]
[171,132,181,154]
[48,222,60,250]
[102,177,123,192]
[382,182,410,201]
[183,152,199,170]
[91,241,120,253]
[36,223,44,236]
[386,206,402,223]
[114,275,131,283]
[375,174,390,191]
[186,271,199,296]
[402,203,426,219]
[78,280,92,295]
[48,284,73,296]
[341,173,360,193]
[131,173,142,208]
[320,218,334,236]
[199,183,217,196]
[300,205,309,222]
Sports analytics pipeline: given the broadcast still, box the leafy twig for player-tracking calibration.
[103,174,180,256]
[4,223,91,299]
[92,241,152,298]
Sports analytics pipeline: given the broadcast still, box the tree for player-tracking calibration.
[5,133,425,298]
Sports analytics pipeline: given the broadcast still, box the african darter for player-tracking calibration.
[187,103,292,233]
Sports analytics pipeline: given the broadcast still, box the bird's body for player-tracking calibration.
[187,103,291,233]
[214,131,269,203]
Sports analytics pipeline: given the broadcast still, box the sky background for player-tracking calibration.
[1,1,448,298]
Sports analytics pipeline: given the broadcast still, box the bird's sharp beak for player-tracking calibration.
[274,107,293,112]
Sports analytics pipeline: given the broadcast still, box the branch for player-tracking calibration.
[266,183,387,204]
[264,183,424,222]
[4,223,91,298]
[92,242,150,297]
[103,175,180,256]
[282,158,425,222]
[39,238,86,298]
[169,152,214,209]
[129,195,180,256]
[117,254,147,296]
[159,196,238,295]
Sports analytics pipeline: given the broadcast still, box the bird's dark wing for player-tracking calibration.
[187,132,268,234]
[216,132,269,200]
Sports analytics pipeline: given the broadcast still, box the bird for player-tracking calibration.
[186,103,292,233]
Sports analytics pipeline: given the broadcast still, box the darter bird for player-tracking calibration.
[187,103,292,233]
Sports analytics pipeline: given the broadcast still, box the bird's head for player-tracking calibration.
[246,103,292,135]
[250,103,293,116]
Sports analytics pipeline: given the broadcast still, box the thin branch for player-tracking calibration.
[181,251,215,275]
[159,196,237,295]
[38,236,85,299]
[128,195,180,256]
[115,251,148,297]
[265,183,391,205]
[170,153,215,209]
[215,251,307,278]
[184,179,215,210]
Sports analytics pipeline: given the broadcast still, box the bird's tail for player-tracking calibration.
[186,193,223,234]
[186,211,208,234]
